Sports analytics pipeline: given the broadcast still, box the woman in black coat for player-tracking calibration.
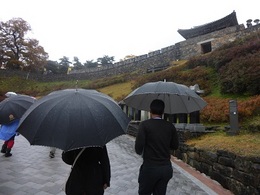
[62,145,111,195]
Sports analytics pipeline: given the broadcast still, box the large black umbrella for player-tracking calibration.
[17,89,130,151]
[124,81,207,114]
[0,95,36,124]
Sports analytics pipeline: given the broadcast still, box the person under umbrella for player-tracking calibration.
[0,94,35,157]
[62,146,111,195]
[0,114,20,157]
[17,88,130,194]
[0,94,36,124]
[135,99,179,195]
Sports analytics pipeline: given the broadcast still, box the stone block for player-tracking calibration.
[213,163,233,177]
[199,151,218,165]
[226,178,247,195]
[218,156,235,168]
[251,163,260,174]
[217,150,236,159]
[200,162,212,175]
[192,160,201,171]
[185,123,205,132]
[187,151,199,160]
[182,153,188,163]
[232,169,255,187]
[211,171,228,189]
[234,156,252,172]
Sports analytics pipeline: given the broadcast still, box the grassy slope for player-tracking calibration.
[186,131,260,157]
[1,71,259,158]
[98,82,134,101]
[1,33,259,157]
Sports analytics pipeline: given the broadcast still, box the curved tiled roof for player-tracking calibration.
[178,11,239,39]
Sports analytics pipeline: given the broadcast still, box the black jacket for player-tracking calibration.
[135,118,179,166]
[62,146,111,195]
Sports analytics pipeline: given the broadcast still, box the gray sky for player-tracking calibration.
[1,0,259,62]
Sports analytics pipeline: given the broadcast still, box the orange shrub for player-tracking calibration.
[200,95,260,123]
[238,96,260,118]
[200,97,230,123]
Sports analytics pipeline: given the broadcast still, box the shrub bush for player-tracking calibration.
[201,95,260,123]
[219,52,260,95]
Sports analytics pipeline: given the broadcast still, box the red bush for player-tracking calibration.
[200,96,260,123]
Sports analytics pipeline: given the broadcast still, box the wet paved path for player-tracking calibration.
[0,135,233,195]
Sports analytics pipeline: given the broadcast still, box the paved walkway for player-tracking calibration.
[0,135,233,195]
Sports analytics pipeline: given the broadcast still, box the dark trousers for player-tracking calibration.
[138,164,173,195]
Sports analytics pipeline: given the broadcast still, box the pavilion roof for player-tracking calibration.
[178,11,239,39]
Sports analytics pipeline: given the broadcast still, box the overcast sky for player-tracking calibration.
[1,0,259,62]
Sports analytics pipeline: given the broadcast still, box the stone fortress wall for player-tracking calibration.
[1,20,259,82]
[69,22,260,78]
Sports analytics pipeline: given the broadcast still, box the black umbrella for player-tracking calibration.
[124,81,207,114]
[17,89,130,151]
[0,95,36,124]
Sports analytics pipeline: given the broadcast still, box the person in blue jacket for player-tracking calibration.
[0,114,20,157]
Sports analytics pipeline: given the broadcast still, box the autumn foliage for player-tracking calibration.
[200,95,260,123]
[186,32,260,96]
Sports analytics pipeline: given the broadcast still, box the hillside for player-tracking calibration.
[1,31,260,159]
[0,31,259,125]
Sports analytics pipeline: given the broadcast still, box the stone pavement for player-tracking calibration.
[0,134,233,195]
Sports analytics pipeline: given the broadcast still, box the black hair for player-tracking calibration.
[150,99,165,115]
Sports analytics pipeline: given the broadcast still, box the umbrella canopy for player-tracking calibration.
[124,81,207,114]
[17,89,130,151]
[0,95,36,124]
